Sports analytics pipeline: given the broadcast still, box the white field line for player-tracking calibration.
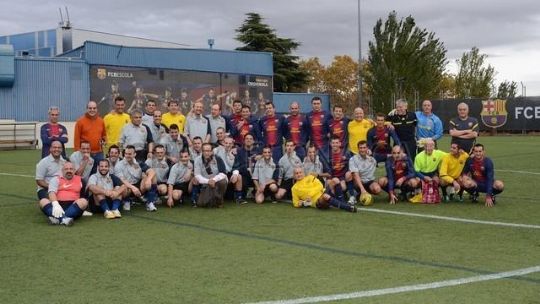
[244,265,540,304]
[498,169,540,175]
[362,208,540,229]
[0,172,33,178]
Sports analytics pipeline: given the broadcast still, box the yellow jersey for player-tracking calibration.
[291,175,325,208]
[348,119,374,154]
[439,151,469,184]
[103,112,130,148]
[162,112,186,133]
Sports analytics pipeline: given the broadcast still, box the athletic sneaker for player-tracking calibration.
[123,201,131,211]
[47,216,60,225]
[103,210,115,219]
[348,196,357,205]
[348,205,358,213]
[146,202,157,212]
[457,194,464,202]
[112,209,122,218]
[471,192,479,203]
[236,198,248,205]
[61,217,74,227]
[82,210,93,217]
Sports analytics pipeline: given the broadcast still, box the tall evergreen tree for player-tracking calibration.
[235,13,308,92]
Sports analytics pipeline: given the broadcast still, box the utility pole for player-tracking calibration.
[357,0,363,108]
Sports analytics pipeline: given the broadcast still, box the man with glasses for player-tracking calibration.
[193,143,228,207]
[40,106,68,159]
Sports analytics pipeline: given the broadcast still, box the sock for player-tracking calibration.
[99,199,110,212]
[234,190,243,200]
[192,185,200,203]
[328,197,351,211]
[145,184,158,203]
[42,203,53,217]
[441,186,448,197]
[111,199,121,210]
[64,203,83,218]
[334,185,344,201]
[346,181,355,197]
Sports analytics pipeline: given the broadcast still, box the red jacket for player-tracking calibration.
[74,113,106,153]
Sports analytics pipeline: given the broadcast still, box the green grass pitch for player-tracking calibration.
[0,136,538,304]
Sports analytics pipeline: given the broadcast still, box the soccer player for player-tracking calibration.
[347,107,374,155]
[107,145,121,175]
[226,99,243,141]
[461,144,504,207]
[213,136,246,204]
[259,101,286,162]
[413,139,446,184]
[278,140,303,199]
[159,124,189,164]
[166,150,194,207]
[74,101,107,163]
[40,106,68,159]
[69,141,95,184]
[283,101,308,160]
[327,136,355,204]
[306,96,331,167]
[87,159,125,219]
[146,110,168,144]
[252,146,286,204]
[207,103,229,144]
[214,127,227,147]
[379,145,419,204]
[103,96,130,150]
[141,99,157,127]
[114,145,158,212]
[39,161,88,226]
[415,100,443,149]
[36,141,66,202]
[386,99,418,160]
[119,109,154,163]
[162,100,186,132]
[232,105,259,146]
[449,102,479,153]
[328,105,350,152]
[302,144,330,184]
[189,136,203,161]
[439,143,469,202]
[367,113,401,164]
[349,140,382,202]
[193,143,228,207]
[232,133,261,197]
[145,144,171,199]
[292,167,357,213]
[184,101,211,144]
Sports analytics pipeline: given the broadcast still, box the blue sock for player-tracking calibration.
[42,203,53,217]
[328,197,351,211]
[65,203,83,218]
[145,184,158,203]
[192,185,200,203]
[111,199,121,210]
[234,190,243,200]
[334,185,344,201]
[100,199,109,212]
[346,181,355,197]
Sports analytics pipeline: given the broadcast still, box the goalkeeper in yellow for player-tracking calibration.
[439,142,469,201]
[291,167,357,213]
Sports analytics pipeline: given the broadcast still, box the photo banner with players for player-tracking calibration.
[431,98,540,132]
[90,65,273,117]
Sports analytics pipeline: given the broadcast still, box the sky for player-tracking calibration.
[1,0,540,96]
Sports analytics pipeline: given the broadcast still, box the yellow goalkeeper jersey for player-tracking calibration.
[291,176,325,208]
[439,151,469,184]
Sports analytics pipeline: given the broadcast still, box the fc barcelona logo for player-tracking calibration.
[480,99,507,128]
[97,68,107,80]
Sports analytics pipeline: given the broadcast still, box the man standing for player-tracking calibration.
[329,105,350,152]
[386,99,418,160]
[87,159,125,219]
[103,96,130,150]
[461,144,504,207]
[283,101,308,160]
[232,105,259,146]
[162,100,186,133]
[147,110,168,144]
[348,107,374,155]
[306,96,331,166]
[259,102,286,162]
[36,141,66,202]
[207,104,228,145]
[38,162,88,226]
[449,102,479,153]
[119,110,154,163]
[185,101,211,144]
[193,143,228,208]
[367,113,400,164]
[142,100,157,127]
[415,100,443,149]
[40,106,68,159]
[74,101,107,162]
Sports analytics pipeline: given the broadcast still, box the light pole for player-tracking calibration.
[357,0,363,108]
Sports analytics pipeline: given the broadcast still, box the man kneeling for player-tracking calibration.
[39,162,88,226]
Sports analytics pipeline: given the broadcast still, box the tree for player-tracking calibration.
[235,13,308,92]
[455,47,496,98]
[366,11,447,113]
[299,57,327,93]
[437,72,456,99]
[496,80,518,99]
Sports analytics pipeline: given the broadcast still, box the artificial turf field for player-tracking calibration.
[0,136,538,304]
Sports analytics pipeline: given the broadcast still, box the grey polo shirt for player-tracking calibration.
[145,158,170,183]
[278,152,302,180]
[160,134,187,159]
[184,114,211,140]
[87,172,122,192]
[114,159,149,184]
[120,123,153,151]
[213,146,236,173]
[303,156,324,176]
[194,155,226,180]
[69,151,94,182]
[35,154,66,190]
[206,114,227,143]
[252,158,278,185]
[348,154,377,183]
[167,162,193,185]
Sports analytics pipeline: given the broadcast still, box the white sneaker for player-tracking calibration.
[104,210,115,219]
[61,217,74,227]
[82,210,93,217]
[348,196,357,205]
[146,202,157,212]
[112,209,122,218]
[123,201,131,211]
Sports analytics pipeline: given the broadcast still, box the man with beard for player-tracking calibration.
[193,143,228,207]
[87,159,125,219]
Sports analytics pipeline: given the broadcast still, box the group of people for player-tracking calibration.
[36,95,504,226]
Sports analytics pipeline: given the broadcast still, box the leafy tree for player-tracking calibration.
[455,47,496,98]
[299,57,327,93]
[366,11,447,113]
[496,80,518,99]
[235,12,308,92]
[437,72,456,99]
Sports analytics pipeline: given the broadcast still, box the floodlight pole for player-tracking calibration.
[357,0,363,109]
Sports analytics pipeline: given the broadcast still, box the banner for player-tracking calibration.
[90,66,273,117]
[431,98,540,131]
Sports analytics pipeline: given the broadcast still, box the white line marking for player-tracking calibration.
[245,265,540,304]
[0,172,33,178]
[498,169,540,175]
[361,208,540,229]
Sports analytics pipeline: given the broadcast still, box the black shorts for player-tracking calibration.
[262,183,277,197]
[280,179,294,199]
[58,200,75,209]
[172,182,189,193]
[37,189,48,200]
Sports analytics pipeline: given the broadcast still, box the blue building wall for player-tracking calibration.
[0,58,89,121]
[0,29,57,57]
[273,92,331,114]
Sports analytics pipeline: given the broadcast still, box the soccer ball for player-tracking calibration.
[360,193,373,206]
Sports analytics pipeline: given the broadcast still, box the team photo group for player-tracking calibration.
[35,95,505,226]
